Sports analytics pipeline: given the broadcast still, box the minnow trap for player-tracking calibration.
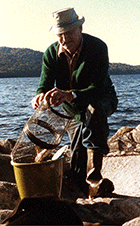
[11,100,72,163]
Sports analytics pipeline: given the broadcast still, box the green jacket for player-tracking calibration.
[36,33,117,121]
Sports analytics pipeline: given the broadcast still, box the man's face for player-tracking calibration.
[57,26,82,55]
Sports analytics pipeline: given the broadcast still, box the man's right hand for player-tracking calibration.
[31,93,45,109]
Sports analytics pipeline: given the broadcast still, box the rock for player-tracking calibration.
[0,181,19,209]
[74,195,140,225]
[0,139,16,182]
[131,124,140,143]
[102,155,140,196]
[0,210,12,223]
[75,197,128,225]
[111,198,140,221]
[0,139,16,154]
[107,125,140,156]
[0,154,15,183]
[122,217,140,226]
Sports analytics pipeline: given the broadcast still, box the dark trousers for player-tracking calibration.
[67,94,118,181]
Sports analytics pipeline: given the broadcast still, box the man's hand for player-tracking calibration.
[31,88,74,109]
[31,93,45,109]
[45,88,74,107]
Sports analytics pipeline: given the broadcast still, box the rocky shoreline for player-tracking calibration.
[0,125,140,225]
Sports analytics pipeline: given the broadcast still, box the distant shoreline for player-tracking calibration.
[0,47,140,77]
[1,73,140,78]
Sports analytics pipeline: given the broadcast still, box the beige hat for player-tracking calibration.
[50,7,85,35]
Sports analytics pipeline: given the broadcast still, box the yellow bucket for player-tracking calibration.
[11,157,63,200]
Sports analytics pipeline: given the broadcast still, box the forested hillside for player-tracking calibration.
[0,47,140,77]
[0,47,42,77]
[109,63,140,75]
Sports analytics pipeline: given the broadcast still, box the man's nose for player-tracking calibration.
[62,33,69,41]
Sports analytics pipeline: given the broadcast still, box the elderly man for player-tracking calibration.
[32,8,118,196]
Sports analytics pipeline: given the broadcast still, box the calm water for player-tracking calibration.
[0,75,140,142]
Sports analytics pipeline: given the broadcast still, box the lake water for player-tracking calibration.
[0,75,140,143]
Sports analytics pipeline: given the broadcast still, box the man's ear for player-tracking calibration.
[80,25,83,32]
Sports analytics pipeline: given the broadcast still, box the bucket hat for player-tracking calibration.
[50,7,85,34]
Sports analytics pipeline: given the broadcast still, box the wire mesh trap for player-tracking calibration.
[11,100,72,163]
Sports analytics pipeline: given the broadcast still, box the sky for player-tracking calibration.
[1,0,140,65]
